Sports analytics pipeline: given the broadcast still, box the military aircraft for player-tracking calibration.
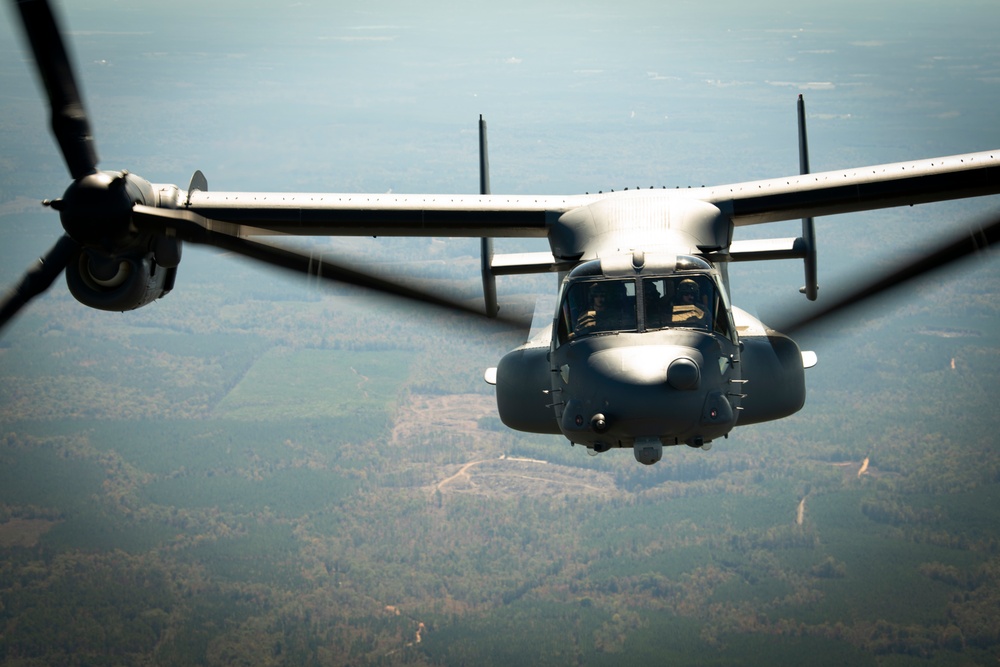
[3,0,998,464]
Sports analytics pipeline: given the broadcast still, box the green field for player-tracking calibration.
[214,348,413,420]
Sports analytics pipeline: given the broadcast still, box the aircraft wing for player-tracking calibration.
[182,150,999,240]
[694,149,1000,226]
[184,192,591,238]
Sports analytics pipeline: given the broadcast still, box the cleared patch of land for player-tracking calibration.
[0,518,58,547]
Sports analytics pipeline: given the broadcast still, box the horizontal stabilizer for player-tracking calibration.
[491,251,576,275]
[719,237,808,262]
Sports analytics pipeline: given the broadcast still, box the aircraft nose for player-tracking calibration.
[557,341,736,448]
[587,344,704,388]
[562,344,708,434]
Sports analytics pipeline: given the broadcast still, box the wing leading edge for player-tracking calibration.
[698,149,1000,226]
[184,192,590,238]
[181,149,1000,239]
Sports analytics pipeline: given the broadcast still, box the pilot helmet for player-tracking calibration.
[677,279,699,297]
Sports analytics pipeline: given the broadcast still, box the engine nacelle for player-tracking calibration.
[494,342,561,435]
[736,333,807,425]
[65,244,178,312]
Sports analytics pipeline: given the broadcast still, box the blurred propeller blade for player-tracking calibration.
[131,206,531,328]
[12,0,98,179]
[778,212,999,336]
[0,234,78,332]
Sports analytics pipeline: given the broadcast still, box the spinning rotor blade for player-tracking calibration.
[131,206,530,327]
[0,234,78,332]
[12,0,99,179]
[778,212,1000,336]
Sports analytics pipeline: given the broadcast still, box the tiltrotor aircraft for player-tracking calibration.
[3,0,999,464]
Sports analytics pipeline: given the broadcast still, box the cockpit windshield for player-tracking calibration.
[642,276,718,332]
[557,274,731,344]
[560,279,638,340]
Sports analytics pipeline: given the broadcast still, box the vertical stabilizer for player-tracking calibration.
[797,95,819,301]
[479,115,499,317]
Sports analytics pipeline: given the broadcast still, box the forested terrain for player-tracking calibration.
[1,205,998,665]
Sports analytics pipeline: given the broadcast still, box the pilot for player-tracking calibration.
[671,278,707,325]
[576,282,625,333]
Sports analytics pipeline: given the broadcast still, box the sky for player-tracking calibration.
[4,0,999,191]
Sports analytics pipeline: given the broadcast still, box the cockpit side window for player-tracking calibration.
[711,289,733,340]
[557,279,637,344]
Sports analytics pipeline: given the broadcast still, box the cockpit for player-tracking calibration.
[543,254,743,462]
[555,256,733,346]
[561,279,638,338]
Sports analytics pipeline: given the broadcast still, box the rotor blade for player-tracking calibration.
[131,206,531,328]
[0,234,78,332]
[12,0,98,179]
[777,212,999,336]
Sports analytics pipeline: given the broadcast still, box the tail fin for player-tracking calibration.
[797,95,819,301]
[479,115,499,317]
